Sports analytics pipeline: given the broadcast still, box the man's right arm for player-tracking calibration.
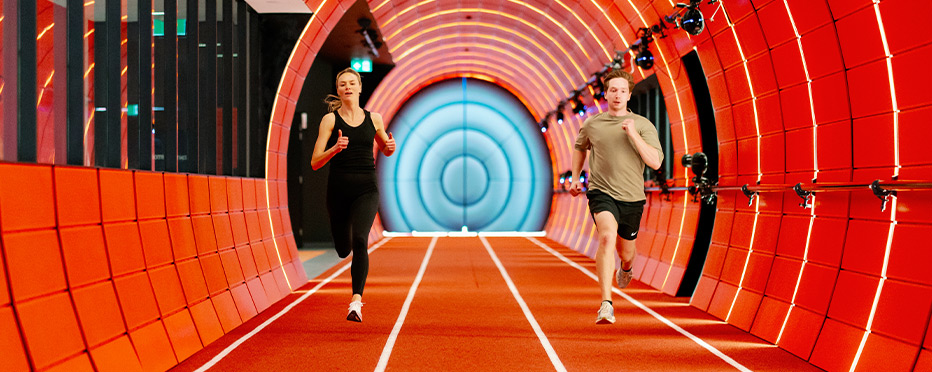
[569,148,587,196]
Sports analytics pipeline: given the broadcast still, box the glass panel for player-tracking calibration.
[85,0,99,165]
[36,1,56,163]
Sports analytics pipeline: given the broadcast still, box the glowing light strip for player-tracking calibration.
[851,1,900,368]
[716,1,763,323]
[872,1,901,178]
[587,0,629,46]
[850,197,897,371]
[369,48,553,117]
[37,23,54,40]
[507,0,598,60]
[775,195,816,344]
[388,22,579,84]
[372,0,390,13]
[775,0,818,344]
[370,54,552,118]
[394,38,563,95]
[384,8,590,63]
[263,0,331,291]
[618,0,690,288]
[37,71,55,107]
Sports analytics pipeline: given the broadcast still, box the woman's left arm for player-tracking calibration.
[373,113,396,157]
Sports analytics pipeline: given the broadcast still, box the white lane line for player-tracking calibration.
[481,237,567,372]
[374,236,438,372]
[526,237,751,372]
[194,237,393,372]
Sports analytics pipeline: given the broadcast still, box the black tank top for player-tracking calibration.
[327,109,376,173]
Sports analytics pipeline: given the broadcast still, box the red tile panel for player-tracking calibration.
[167,217,198,261]
[800,23,844,80]
[176,259,209,305]
[88,336,143,372]
[855,333,920,372]
[810,318,863,372]
[779,306,824,360]
[189,299,224,345]
[59,226,111,288]
[17,293,86,370]
[846,60,894,119]
[200,253,230,296]
[750,296,790,343]
[0,164,56,231]
[164,174,190,217]
[219,250,246,286]
[128,321,177,372]
[888,223,932,285]
[192,215,219,256]
[0,306,30,370]
[211,291,243,333]
[187,176,211,215]
[841,219,891,276]
[54,167,101,227]
[794,263,838,314]
[770,41,807,89]
[99,169,136,223]
[815,120,853,171]
[870,279,932,344]
[72,282,125,348]
[827,270,880,327]
[208,176,229,213]
[134,172,166,220]
[230,283,259,321]
[230,212,250,247]
[834,5,885,69]
[756,1,795,47]
[148,266,187,316]
[4,230,66,301]
[138,220,174,269]
[103,222,146,277]
[764,257,802,303]
[162,310,203,361]
[113,272,161,330]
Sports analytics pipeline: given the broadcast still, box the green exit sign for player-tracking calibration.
[351,58,372,73]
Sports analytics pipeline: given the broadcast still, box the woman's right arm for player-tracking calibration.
[311,114,345,170]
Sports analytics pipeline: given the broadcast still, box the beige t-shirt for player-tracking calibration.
[574,111,664,202]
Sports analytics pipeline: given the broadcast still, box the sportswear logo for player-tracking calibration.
[630,232,637,237]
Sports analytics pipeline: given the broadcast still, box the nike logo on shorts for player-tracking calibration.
[630,232,637,237]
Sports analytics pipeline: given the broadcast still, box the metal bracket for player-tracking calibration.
[741,184,757,206]
[793,183,812,209]
[870,180,897,212]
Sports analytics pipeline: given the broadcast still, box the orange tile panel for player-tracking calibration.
[188,299,224,345]
[99,169,136,223]
[88,335,143,372]
[71,281,126,348]
[128,320,178,372]
[103,222,147,277]
[148,266,187,316]
[59,226,111,288]
[17,293,86,370]
[4,229,67,301]
[138,220,174,269]
[54,166,101,227]
[162,311,203,362]
[113,272,161,331]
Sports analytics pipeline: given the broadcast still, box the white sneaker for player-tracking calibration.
[596,301,615,324]
[347,301,363,322]
[616,268,633,289]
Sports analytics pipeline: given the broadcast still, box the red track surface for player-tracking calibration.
[172,237,821,371]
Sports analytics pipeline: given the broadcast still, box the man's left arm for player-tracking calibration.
[623,119,663,170]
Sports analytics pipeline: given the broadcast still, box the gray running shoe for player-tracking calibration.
[616,268,633,289]
[596,301,615,324]
[347,301,363,322]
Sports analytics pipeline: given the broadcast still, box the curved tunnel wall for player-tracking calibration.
[1,0,931,371]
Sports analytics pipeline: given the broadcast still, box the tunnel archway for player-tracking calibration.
[378,78,552,232]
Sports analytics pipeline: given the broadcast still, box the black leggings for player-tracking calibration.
[326,172,379,296]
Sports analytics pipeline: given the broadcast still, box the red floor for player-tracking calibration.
[171,237,821,371]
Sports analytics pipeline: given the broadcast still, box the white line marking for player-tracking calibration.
[194,238,393,372]
[374,236,438,372]
[527,237,751,372]
[481,237,567,372]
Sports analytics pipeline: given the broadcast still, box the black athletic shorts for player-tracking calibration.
[586,189,646,241]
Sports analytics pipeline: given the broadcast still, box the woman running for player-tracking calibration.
[311,67,396,322]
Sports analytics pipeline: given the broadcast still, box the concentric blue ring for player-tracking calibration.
[377,78,551,232]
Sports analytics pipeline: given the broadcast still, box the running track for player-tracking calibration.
[171,237,820,371]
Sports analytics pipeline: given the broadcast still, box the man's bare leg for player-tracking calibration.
[593,211,619,302]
